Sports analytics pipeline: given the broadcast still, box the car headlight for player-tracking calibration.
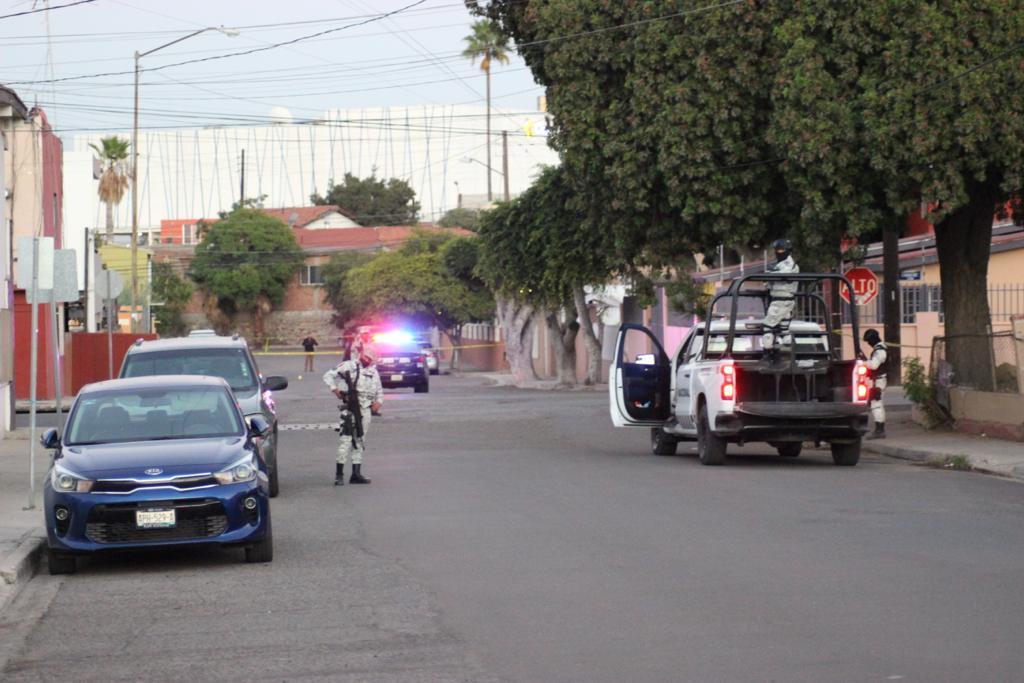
[50,465,94,493]
[214,456,259,485]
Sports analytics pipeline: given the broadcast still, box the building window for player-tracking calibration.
[182,223,196,245]
[300,265,324,286]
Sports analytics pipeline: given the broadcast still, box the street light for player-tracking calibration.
[460,157,503,176]
[130,26,239,332]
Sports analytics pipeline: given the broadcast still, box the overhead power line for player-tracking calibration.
[0,0,96,21]
[7,0,430,86]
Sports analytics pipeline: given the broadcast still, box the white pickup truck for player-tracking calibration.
[609,273,871,466]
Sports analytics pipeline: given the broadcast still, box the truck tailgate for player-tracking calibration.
[736,402,868,419]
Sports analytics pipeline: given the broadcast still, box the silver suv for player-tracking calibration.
[119,334,288,496]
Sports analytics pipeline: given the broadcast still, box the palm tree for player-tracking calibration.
[89,136,131,240]
[462,20,510,202]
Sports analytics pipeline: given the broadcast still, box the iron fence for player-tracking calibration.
[930,332,1020,415]
[842,283,1023,325]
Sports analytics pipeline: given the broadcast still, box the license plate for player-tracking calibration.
[390,374,403,382]
[136,508,176,529]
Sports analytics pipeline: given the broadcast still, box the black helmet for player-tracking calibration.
[863,328,881,346]
[772,238,793,262]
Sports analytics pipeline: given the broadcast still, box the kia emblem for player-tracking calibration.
[144,468,163,476]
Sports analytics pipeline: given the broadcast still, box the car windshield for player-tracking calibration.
[65,386,244,445]
[122,348,258,393]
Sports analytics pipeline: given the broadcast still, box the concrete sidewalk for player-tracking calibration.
[862,415,1024,482]
[0,431,47,613]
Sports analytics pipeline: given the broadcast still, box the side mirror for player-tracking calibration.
[248,415,271,439]
[263,375,288,391]
[41,428,61,449]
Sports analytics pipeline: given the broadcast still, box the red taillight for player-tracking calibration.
[853,362,869,403]
[720,361,736,402]
[417,355,426,363]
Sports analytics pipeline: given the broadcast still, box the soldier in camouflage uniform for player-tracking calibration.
[761,238,800,354]
[323,344,383,485]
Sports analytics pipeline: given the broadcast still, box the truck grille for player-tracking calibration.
[85,498,228,544]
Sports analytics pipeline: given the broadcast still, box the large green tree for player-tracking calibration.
[438,207,482,232]
[474,0,1024,388]
[151,260,193,337]
[321,251,376,329]
[342,234,494,366]
[477,166,616,385]
[311,173,420,226]
[188,208,304,340]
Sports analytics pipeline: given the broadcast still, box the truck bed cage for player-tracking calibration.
[702,273,863,361]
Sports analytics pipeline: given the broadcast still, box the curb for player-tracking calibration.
[0,530,46,611]
[863,442,1024,482]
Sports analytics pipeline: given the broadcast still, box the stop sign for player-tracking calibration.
[840,267,879,306]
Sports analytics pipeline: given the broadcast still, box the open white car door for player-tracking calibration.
[609,324,672,427]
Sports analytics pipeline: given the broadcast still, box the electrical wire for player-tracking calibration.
[0,0,95,21]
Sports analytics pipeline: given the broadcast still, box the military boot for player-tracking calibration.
[866,422,886,440]
[349,464,371,484]
[334,463,344,486]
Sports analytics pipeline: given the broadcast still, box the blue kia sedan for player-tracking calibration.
[41,375,273,575]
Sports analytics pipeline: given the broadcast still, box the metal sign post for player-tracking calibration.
[96,266,124,379]
[27,238,40,510]
[16,236,55,510]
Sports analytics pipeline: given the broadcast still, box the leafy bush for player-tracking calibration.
[902,357,948,428]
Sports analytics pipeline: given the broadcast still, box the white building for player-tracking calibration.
[62,105,558,287]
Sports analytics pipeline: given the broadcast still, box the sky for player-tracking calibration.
[2,0,545,138]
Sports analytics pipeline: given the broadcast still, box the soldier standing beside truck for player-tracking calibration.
[863,328,889,440]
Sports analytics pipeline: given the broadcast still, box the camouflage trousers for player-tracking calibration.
[337,409,372,465]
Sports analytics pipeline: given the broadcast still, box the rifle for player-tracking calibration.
[336,368,364,446]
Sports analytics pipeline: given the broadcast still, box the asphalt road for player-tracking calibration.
[3,355,1024,682]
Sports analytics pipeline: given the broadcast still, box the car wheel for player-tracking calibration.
[651,428,678,456]
[697,404,726,466]
[245,514,274,563]
[267,429,280,498]
[48,548,76,575]
[429,368,439,376]
[776,442,802,458]
[414,382,429,393]
[830,440,861,466]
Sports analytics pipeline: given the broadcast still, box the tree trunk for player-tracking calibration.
[496,295,536,384]
[574,285,603,385]
[882,221,902,385]
[933,172,1001,391]
[545,307,579,387]
[105,201,114,240]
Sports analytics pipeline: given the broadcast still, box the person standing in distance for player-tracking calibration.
[323,345,383,485]
[863,328,889,439]
[301,333,318,373]
[761,238,800,355]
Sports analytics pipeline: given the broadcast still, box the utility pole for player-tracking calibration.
[240,148,245,204]
[130,51,140,333]
[502,131,510,201]
[85,228,96,332]
[882,222,902,384]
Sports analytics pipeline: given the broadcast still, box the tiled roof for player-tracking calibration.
[262,205,354,227]
[293,225,475,252]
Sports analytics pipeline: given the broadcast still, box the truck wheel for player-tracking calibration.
[776,443,802,458]
[651,428,678,456]
[830,440,861,466]
[697,404,726,466]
